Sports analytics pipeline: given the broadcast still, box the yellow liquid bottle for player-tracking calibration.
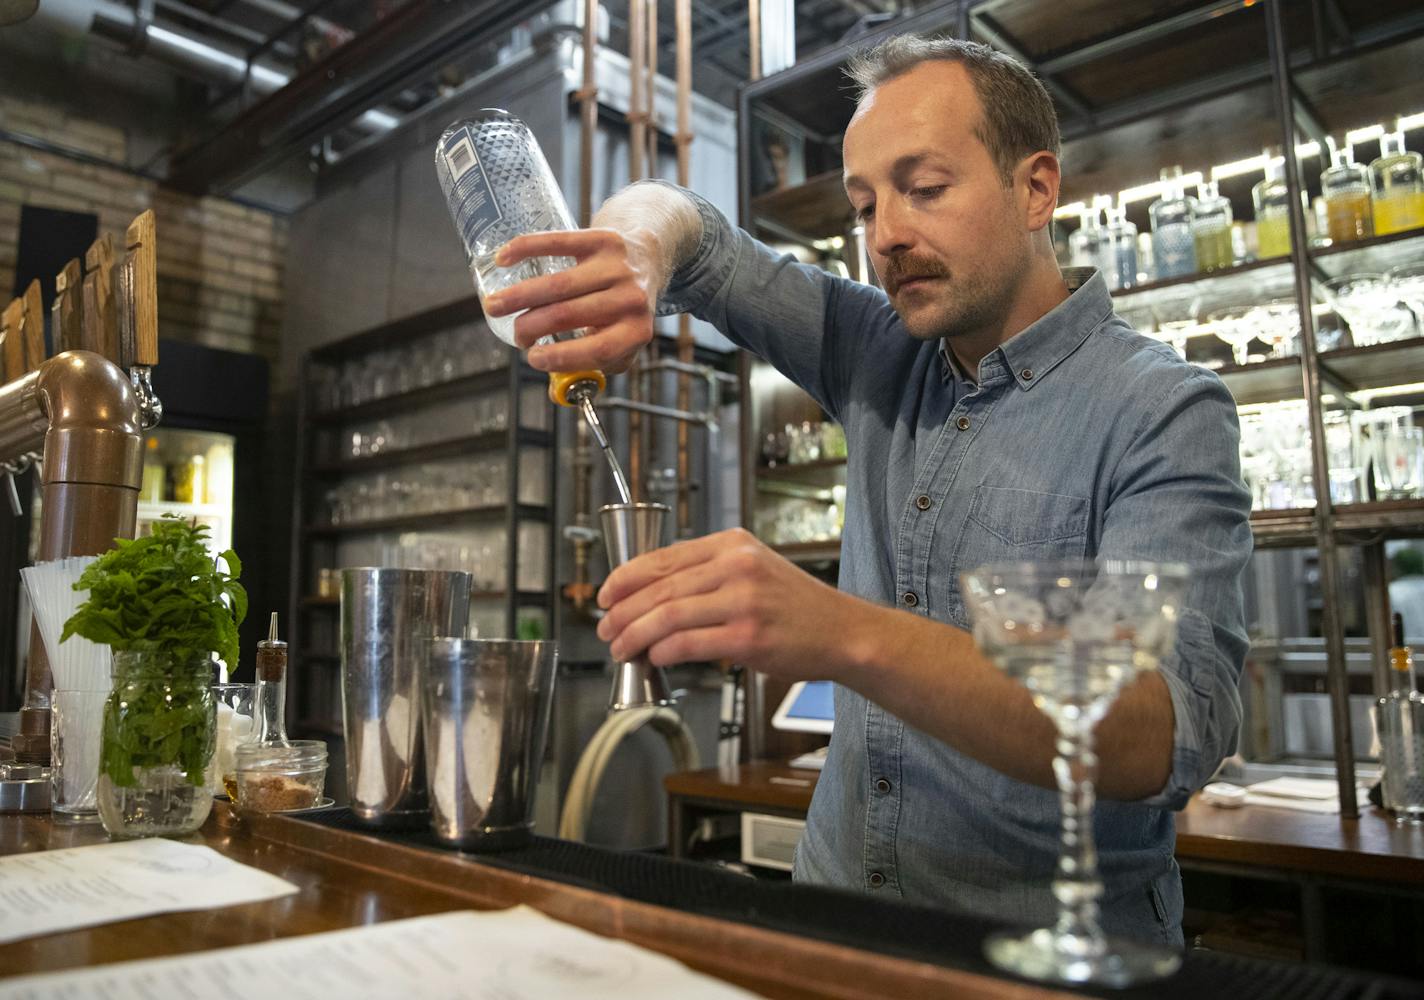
[1371,130,1424,236]
[1192,180,1234,271]
[1253,153,1293,259]
[1321,139,1373,244]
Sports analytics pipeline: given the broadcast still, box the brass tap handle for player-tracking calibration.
[20,280,44,374]
[82,233,119,365]
[52,259,85,356]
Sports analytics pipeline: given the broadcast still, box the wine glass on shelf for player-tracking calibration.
[960,558,1190,989]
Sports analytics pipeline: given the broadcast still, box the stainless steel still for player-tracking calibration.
[420,638,558,850]
[340,568,471,828]
[599,502,674,711]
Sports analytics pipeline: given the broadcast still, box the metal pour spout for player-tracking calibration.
[599,502,674,711]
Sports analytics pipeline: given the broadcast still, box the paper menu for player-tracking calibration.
[0,907,763,999]
[0,838,298,945]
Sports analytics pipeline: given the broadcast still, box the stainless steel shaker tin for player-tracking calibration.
[340,568,471,828]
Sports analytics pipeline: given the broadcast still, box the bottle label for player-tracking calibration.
[438,125,504,250]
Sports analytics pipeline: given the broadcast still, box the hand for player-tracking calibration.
[595,527,863,681]
[483,227,662,375]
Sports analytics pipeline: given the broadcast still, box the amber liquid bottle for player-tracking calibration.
[1371,131,1424,236]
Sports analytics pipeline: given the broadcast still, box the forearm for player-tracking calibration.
[831,597,1175,800]
[589,181,703,299]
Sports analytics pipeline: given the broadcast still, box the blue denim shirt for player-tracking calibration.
[656,185,1253,945]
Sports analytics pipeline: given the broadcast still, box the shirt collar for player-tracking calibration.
[936,266,1113,391]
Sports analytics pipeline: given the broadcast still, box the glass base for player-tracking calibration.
[985,927,1181,988]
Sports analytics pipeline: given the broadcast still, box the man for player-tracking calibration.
[484,35,1252,945]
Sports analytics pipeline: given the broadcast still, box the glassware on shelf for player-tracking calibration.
[1239,402,1317,510]
[1370,130,1424,237]
[1149,166,1198,280]
[1322,273,1415,346]
[1250,299,1300,359]
[1322,410,1363,504]
[960,560,1189,988]
[1354,407,1420,500]
[1191,180,1234,272]
[1207,307,1260,367]
[1388,263,1424,329]
[1098,202,1138,292]
[1253,152,1293,260]
[1321,138,1373,245]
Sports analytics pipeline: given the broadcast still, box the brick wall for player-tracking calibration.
[0,95,286,363]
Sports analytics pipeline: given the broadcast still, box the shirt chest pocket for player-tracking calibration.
[953,485,1090,575]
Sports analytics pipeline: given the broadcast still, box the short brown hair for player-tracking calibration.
[845,35,1060,185]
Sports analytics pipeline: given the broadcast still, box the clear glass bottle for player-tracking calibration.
[255,612,288,744]
[1377,612,1424,822]
[1067,206,1102,270]
[1149,166,1198,280]
[1371,130,1424,237]
[1098,204,1138,292]
[1253,152,1293,259]
[1192,180,1234,272]
[1321,138,1373,244]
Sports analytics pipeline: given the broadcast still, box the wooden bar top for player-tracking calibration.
[0,806,1071,1000]
[665,764,1424,887]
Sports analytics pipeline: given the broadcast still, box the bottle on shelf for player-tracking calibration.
[1149,166,1198,280]
[1067,202,1103,270]
[140,436,164,503]
[1191,180,1234,272]
[1097,202,1138,292]
[1370,129,1424,237]
[1377,611,1424,821]
[1321,137,1373,245]
[1253,150,1293,260]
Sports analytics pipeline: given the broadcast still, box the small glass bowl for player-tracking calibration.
[234,740,328,813]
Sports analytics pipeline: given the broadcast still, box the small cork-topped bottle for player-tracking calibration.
[255,612,289,744]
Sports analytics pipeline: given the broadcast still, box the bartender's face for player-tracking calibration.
[843,60,1033,342]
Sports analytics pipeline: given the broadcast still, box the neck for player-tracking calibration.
[948,252,1071,376]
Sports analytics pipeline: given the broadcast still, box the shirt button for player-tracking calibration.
[915,494,931,511]
[868,872,885,888]
[902,591,918,607]
[875,777,892,794]
[1021,368,1034,381]
[955,416,970,431]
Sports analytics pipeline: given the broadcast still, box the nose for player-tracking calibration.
[870,194,915,259]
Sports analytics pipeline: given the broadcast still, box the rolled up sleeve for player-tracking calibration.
[1099,366,1253,810]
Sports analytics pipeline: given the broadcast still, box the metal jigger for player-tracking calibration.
[599,502,675,711]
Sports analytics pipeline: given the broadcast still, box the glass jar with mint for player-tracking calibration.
[62,516,247,838]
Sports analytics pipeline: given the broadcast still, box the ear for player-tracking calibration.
[1016,151,1061,233]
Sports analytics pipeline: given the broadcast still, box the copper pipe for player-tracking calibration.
[645,0,658,173]
[748,0,762,82]
[5,351,142,763]
[626,0,647,500]
[563,0,600,613]
[674,0,694,537]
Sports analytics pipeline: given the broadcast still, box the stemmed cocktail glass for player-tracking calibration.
[960,559,1190,988]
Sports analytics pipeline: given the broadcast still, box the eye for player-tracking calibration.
[910,185,947,201]
[854,203,876,221]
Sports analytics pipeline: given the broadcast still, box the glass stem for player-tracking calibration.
[1051,720,1107,953]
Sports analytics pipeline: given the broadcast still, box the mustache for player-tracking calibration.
[882,253,948,293]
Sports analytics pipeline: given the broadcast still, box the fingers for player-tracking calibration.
[512,282,650,346]
[525,323,646,374]
[486,253,639,318]
[608,591,747,664]
[596,556,727,646]
[646,624,750,669]
[598,532,736,608]
[496,229,623,267]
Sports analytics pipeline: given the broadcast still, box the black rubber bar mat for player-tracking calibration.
[296,807,1422,1000]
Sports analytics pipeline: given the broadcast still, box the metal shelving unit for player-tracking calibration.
[287,294,559,741]
[736,0,1424,814]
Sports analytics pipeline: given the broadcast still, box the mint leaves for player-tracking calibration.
[61,515,248,670]
[101,656,215,787]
